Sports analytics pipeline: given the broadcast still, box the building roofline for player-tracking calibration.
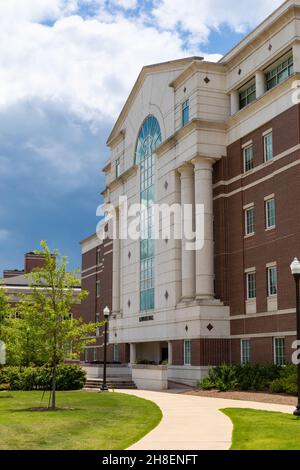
[106,56,203,148]
[220,0,298,64]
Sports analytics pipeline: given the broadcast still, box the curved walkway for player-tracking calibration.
[118,389,294,450]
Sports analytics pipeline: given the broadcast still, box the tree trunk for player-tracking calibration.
[51,364,56,410]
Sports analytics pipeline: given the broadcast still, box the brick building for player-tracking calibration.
[82,0,300,387]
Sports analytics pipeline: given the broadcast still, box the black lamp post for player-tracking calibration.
[101,306,110,392]
[290,258,300,417]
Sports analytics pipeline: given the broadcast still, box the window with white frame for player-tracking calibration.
[243,144,254,172]
[266,52,293,91]
[184,340,192,366]
[93,347,97,362]
[274,337,285,366]
[245,206,255,236]
[84,348,89,363]
[96,281,100,297]
[246,271,256,300]
[264,132,273,162]
[113,344,120,363]
[182,99,189,126]
[241,339,251,365]
[239,80,256,109]
[116,158,121,178]
[265,197,276,229]
[97,250,101,265]
[267,265,277,296]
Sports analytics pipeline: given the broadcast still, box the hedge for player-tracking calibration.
[0,364,86,391]
[198,363,297,395]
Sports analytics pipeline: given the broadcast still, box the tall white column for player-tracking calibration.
[192,156,215,300]
[130,343,136,365]
[230,90,239,115]
[293,41,300,74]
[112,208,120,314]
[256,70,266,98]
[178,164,195,300]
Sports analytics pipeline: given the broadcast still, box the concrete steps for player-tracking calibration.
[85,377,137,390]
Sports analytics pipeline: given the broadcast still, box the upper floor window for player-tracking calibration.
[182,99,189,126]
[264,132,273,162]
[184,339,192,366]
[246,271,256,300]
[239,80,256,109]
[96,281,100,298]
[245,205,255,236]
[243,144,254,172]
[116,158,121,178]
[265,197,276,229]
[267,265,277,296]
[266,52,293,91]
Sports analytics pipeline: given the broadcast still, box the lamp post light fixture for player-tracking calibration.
[100,306,110,392]
[290,258,300,417]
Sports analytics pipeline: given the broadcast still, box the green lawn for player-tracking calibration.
[0,391,162,450]
[222,408,300,450]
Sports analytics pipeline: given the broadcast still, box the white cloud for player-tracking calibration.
[0,0,77,22]
[152,0,284,45]
[110,0,137,9]
[0,12,203,125]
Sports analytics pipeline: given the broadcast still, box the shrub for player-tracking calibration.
[270,365,297,396]
[0,365,86,391]
[198,364,238,392]
[197,363,282,392]
[235,363,281,391]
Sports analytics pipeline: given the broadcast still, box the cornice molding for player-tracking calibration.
[169,59,225,91]
[103,164,138,194]
[155,119,228,157]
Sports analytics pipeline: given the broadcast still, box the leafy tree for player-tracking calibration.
[0,286,11,365]
[17,241,100,409]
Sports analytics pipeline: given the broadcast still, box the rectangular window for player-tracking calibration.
[243,145,254,172]
[264,132,273,162]
[96,281,100,298]
[266,53,293,91]
[274,338,285,366]
[245,206,255,236]
[239,81,256,109]
[241,339,250,365]
[246,272,256,299]
[182,99,189,126]
[265,198,276,229]
[116,158,121,178]
[268,266,277,296]
[93,348,97,362]
[97,250,101,265]
[184,340,192,366]
[84,348,89,363]
[113,344,120,363]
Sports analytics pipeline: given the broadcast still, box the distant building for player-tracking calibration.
[2,252,81,316]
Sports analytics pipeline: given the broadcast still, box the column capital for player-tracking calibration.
[191,156,214,171]
[177,162,194,176]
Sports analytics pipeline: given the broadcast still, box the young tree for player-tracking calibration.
[0,287,11,366]
[18,241,100,409]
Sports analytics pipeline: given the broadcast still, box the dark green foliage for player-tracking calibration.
[0,364,86,391]
[270,365,297,396]
[197,363,283,392]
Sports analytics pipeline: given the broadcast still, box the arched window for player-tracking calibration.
[135,116,161,312]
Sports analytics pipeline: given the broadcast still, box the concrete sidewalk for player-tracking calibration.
[118,389,294,450]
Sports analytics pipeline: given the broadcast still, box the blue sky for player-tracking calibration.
[0,0,284,273]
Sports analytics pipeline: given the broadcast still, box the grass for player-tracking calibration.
[222,408,300,450]
[0,391,162,450]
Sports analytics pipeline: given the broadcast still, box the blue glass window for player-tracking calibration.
[135,116,161,312]
[182,100,189,126]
